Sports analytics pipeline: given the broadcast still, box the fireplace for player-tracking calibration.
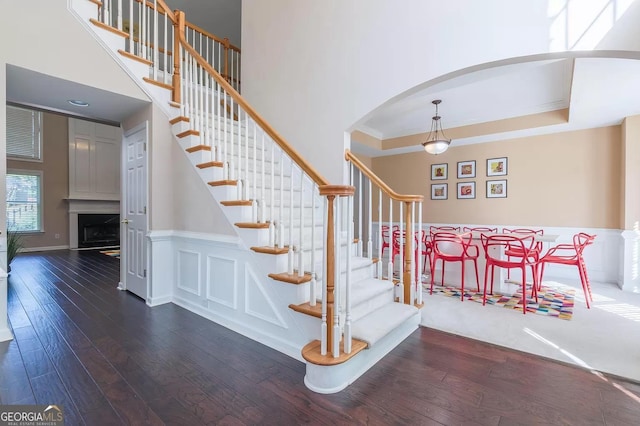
[77,214,120,248]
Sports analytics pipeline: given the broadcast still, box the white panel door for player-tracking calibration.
[122,124,148,300]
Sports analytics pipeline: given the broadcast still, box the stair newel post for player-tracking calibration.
[403,201,413,305]
[319,185,355,358]
[173,11,183,105]
[417,201,423,305]
[298,172,305,278]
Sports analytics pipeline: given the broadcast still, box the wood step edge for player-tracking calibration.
[89,0,103,7]
[209,180,238,187]
[221,200,253,207]
[169,115,190,125]
[142,76,172,90]
[118,49,153,66]
[288,302,321,318]
[169,101,181,109]
[89,19,129,38]
[177,129,200,138]
[186,144,211,153]
[251,246,289,255]
[302,339,368,366]
[196,161,223,169]
[269,271,312,285]
[235,222,269,229]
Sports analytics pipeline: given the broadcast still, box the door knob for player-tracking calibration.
[121,219,130,224]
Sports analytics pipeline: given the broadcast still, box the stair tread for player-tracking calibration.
[351,303,420,347]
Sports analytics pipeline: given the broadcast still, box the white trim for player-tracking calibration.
[148,229,241,246]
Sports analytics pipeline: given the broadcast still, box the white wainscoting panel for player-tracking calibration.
[244,266,288,328]
[149,231,308,360]
[206,255,237,308]
[177,250,201,296]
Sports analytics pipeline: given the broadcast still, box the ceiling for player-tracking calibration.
[354,55,640,157]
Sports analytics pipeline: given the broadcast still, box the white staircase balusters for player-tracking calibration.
[268,145,275,246]
[260,132,266,223]
[277,149,284,248]
[357,169,363,257]
[417,202,423,305]
[243,113,250,200]
[287,160,294,274]
[321,197,328,356]
[298,172,304,277]
[398,202,404,303]
[345,193,353,354]
[367,179,372,260]
[332,196,341,358]
[387,199,393,282]
[152,0,158,80]
[309,184,317,307]
[377,188,382,279]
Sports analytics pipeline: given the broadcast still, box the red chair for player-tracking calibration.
[502,228,543,281]
[463,226,497,233]
[480,234,539,314]
[390,229,423,280]
[421,231,432,276]
[538,233,596,309]
[430,225,461,233]
[429,231,479,301]
[381,225,398,260]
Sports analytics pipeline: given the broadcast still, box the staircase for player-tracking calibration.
[70,0,422,394]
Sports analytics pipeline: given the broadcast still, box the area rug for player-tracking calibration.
[99,249,120,258]
[425,283,575,320]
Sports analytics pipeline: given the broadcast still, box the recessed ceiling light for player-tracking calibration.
[68,99,89,107]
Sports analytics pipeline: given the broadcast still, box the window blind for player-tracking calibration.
[6,105,42,160]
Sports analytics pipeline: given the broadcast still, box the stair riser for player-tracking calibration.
[347,288,395,323]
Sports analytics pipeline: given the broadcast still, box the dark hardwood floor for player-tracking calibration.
[1,250,639,425]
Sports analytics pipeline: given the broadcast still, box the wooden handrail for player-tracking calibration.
[345,150,423,203]
[144,0,175,21]
[185,21,241,53]
[178,38,329,187]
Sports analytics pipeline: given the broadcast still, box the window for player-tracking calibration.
[6,170,42,232]
[6,105,42,161]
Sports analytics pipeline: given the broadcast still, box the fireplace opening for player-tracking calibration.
[77,214,120,248]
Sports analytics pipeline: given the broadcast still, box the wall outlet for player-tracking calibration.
[55,233,60,239]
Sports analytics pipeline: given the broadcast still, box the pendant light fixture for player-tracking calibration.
[422,99,451,155]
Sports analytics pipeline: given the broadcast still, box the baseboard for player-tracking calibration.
[20,245,70,253]
[146,295,172,307]
[0,327,14,342]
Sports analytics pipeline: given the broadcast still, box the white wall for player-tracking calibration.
[241,0,553,183]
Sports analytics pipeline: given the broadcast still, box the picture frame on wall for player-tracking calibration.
[431,163,448,180]
[486,179,507,198]
[487,157,508,176]
[457,181,475,199]
[431,183,448,200]
[457,160,476,179]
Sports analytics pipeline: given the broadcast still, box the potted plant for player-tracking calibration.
[6,230,23,273]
